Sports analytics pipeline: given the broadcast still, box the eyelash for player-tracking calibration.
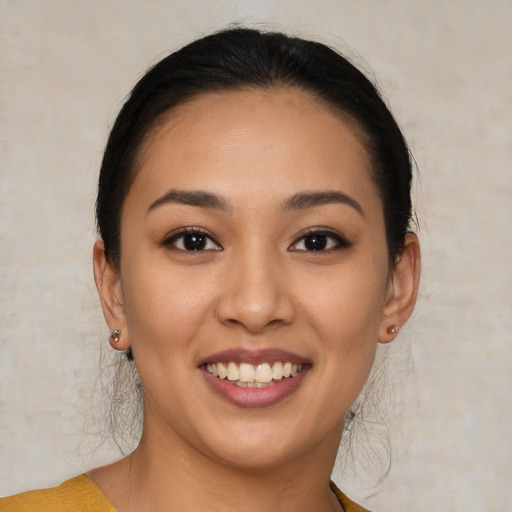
[289,228,353,252]
[162,227,222,252]
[162,227,352,253]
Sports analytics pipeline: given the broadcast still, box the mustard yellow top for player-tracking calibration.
[1,474,369,512]
[0,475,115,512]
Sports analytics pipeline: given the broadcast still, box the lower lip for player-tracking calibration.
[201,367,309,408]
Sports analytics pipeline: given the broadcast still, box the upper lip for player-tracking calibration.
[200,348,310,366]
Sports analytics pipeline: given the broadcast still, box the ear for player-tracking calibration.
[93,240,130,351]
[378,233,421,344]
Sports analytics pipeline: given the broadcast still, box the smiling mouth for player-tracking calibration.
[203,361,305,388]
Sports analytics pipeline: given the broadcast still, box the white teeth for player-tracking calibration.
[205,361,305,384]
[217,362,227,380]
[272,362,283,379]
[239,363,256,382]
[255,363,273,383]
[227,362,239,381]
[206,363,218,377]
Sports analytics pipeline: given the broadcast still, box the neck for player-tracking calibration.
[90,413,344,512]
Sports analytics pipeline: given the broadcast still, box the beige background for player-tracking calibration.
[1,0,511,510]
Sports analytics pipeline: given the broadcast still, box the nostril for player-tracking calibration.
[219,313,292,334]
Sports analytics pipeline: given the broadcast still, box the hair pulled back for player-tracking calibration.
[97,28,413,269]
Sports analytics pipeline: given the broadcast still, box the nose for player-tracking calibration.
[216,247,295,333]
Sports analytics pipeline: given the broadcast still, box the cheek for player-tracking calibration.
[298,260,387,346]
[120,255,218,355]
[295,257,388,406]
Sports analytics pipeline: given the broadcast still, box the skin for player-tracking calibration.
[92,88,420,511]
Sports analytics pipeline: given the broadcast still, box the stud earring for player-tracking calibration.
[110,329,121,342]
[387,325,400,334]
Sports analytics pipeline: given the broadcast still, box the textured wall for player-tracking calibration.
[1,0,510,510]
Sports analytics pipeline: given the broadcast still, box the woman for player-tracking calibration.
[2,28,420,511]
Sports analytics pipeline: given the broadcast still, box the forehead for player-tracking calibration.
[131,87,378,209]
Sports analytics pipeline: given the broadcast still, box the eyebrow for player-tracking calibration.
[283,191,364,216]
[147,188,363,217]
[147,189,230,213]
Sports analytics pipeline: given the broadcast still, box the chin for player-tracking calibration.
[198,417,338,472]
[210,440,302,471]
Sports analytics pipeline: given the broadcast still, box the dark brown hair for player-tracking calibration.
[96,28,413,270]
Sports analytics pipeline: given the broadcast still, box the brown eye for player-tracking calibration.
[183,233,207,251]
[290,230,352,252]
[164,229,222,252]
[303,234,328,251]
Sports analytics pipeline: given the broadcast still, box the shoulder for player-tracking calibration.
[0,474,116,512]
[330,481,372,512]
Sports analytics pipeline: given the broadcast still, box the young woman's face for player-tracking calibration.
[112,88,396,469]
